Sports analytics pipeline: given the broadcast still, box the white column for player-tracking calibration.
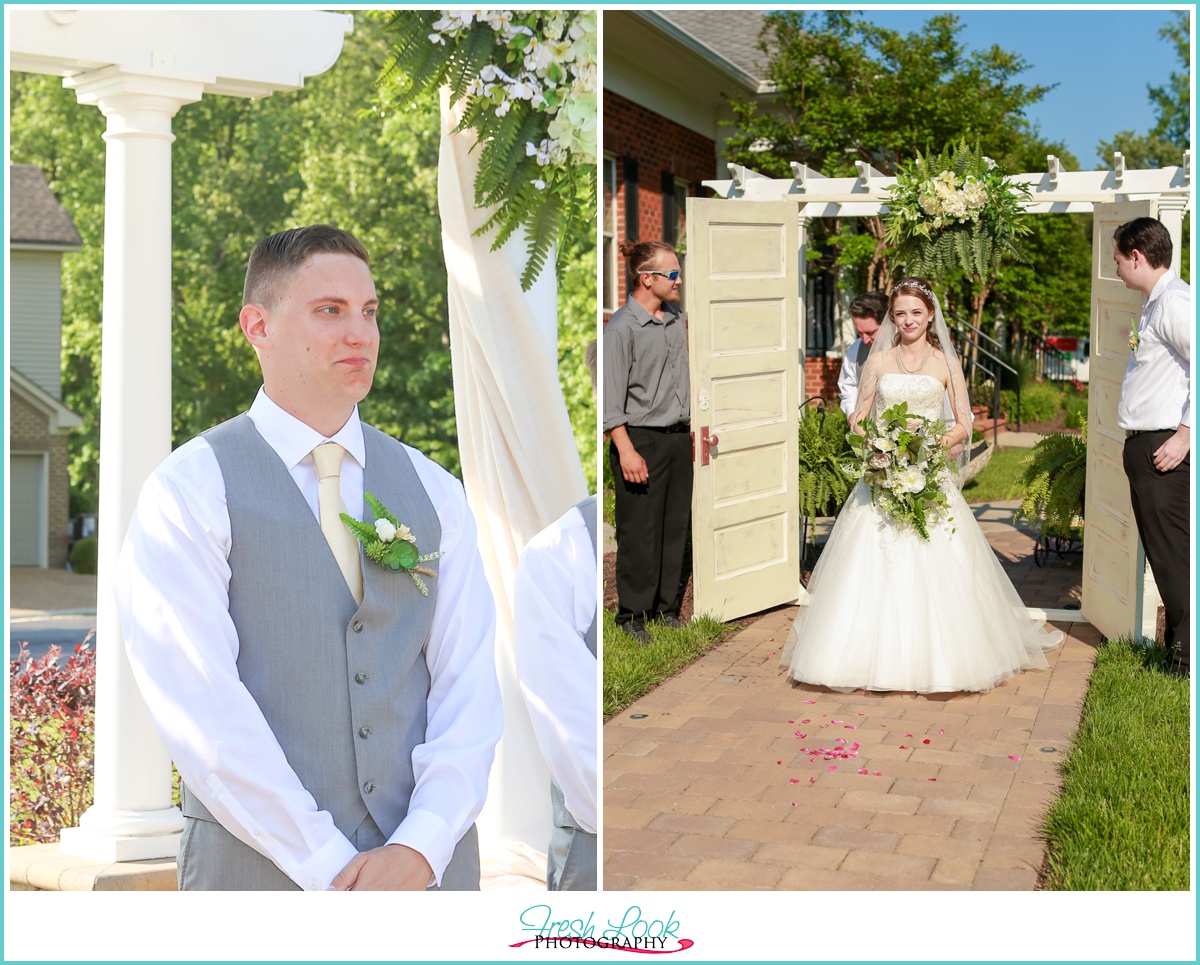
[1157,195,1189,277]
[58,67,207,862]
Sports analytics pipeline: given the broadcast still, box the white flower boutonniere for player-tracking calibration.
[1129,321,1140,356]
[341,493,441,596]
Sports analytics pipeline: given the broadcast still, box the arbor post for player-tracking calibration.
[57,67,207,861]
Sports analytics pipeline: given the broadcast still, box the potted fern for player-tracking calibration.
[798,399,856,540]
[1012,430,1087,561]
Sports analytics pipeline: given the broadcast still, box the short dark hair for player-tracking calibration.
[849,291,888,323]
[243,224,370,307]
[1113,217,1173,269]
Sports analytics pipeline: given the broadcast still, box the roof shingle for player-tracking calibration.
[10,164,83,247]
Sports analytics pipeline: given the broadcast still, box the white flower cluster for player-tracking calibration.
[374,518,415,544]
[429,9,597,184]
[916,169,990,227]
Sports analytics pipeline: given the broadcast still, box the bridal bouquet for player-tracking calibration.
[846,402,955,540]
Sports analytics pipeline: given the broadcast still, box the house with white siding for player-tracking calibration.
[9,163,84,568]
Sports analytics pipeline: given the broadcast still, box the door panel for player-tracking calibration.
[1082,199,1155,638]
[687,198,800,622]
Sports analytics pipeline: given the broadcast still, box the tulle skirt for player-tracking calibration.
[781,481,1063,694]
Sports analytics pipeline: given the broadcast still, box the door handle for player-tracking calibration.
[700,426,719,466]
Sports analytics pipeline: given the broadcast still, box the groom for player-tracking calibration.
[115,224,502,890]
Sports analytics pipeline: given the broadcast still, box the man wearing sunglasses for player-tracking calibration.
[603,240,691,645]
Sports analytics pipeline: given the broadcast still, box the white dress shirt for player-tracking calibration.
[1118,268,1192,431]
[838,338,865,419]
[114,389,501,891]
[512,503,598,834]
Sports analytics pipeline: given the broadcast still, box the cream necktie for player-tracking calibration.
[312,442,364,606]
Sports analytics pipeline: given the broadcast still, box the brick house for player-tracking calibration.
[9,164,83,568]
[603,11,842,402]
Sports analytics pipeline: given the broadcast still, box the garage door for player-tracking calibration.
[10,454,45,566]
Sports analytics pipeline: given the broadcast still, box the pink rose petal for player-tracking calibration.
[1008,755,1021,761]
[808,776,815,783]
[923,739,931,744]
[899,745,910,750]
[928,777,937,782]
[804,700,816,704]
[845,724,857,729]
[776,760,782,765]
[938,729,944,734]
[801,719,811,724]
[873,771,882,776]
[789,778,800,784]
[787,719,795,724]
[857,768,869,775]
[904,733,912,737]
[827,765,837,772]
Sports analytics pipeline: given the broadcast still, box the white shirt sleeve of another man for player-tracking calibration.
[838,338,861,419]
[512,506,598,833]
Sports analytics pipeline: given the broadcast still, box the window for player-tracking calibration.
[602,155,618,313]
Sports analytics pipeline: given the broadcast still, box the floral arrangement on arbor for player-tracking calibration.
[380,10,597,289]
[884,140,1032,284]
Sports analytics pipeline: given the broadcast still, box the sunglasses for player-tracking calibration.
[644,269,681,281]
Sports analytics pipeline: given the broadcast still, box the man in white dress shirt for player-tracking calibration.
[513,340,599,890]
[838,292,888,419]
[115,225,502,889]
[1113,216,1191,676]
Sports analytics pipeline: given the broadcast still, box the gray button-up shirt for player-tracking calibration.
[603,297,690,432]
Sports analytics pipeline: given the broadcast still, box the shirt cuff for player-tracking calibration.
[386,807,454,886]
[301,833,359,891]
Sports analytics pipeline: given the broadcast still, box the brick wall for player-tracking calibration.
[604,90,717,313]
[10,389,73,568]
[803,358,842,407]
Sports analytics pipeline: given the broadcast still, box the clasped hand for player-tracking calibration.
[328,843,432,891]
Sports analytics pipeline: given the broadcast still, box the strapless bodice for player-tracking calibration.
[874,373,946,422]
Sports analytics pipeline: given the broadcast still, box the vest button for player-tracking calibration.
[353,621,365,633]
[358,726,371,739]
[363,782,376,794]
[354,673,368,685]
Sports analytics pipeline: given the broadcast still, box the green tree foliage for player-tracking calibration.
[10,11,597,508]
[725,11,1050,291]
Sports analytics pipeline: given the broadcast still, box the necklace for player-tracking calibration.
[896,341,932,375]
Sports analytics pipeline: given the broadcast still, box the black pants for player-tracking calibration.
[610,426,693,627]
[1123,431,1190,669]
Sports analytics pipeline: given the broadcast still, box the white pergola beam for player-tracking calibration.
[8,8,351,97]
[707,152,1193,217]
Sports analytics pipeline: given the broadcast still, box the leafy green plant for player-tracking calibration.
[1000,382,1063,423]
[379,10,596,289]
[798,403,856,535]
[1064,388,1089,430]
[69,537,98,575]
[1013,430,1087,533]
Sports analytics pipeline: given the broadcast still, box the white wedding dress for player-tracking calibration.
[782,373,1063,694]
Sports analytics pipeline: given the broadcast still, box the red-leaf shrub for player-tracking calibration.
[9,636,96,845]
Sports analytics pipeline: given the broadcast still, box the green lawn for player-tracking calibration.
[961,446,1031,504]
[602,610,729,719]
[1040,637,1191,890]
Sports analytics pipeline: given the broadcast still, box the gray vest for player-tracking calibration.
[852,338,872,382]
[182,414,475,884]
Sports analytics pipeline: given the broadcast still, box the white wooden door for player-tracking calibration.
[10,454,46,567]
[1082,200,1155,639]
[686,198,800,622]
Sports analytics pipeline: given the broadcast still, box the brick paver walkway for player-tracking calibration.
[603,513,1095,891]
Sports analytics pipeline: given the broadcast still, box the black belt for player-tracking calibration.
[635,422,690,434]
[1126,428,1175,438]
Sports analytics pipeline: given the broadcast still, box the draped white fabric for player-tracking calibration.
[437,90,588,883]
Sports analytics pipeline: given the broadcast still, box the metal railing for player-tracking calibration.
[1027,333,1075,382]
[946,313,1022,433]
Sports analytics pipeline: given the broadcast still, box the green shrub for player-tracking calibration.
[69,537,98,575]
[1000,382,1063,423]
[1013,431,1087,532]
[1064,392,1089,430]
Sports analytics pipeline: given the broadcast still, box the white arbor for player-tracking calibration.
[8,7,352,863]
[686,154,1191,637]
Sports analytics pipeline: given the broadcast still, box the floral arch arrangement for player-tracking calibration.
[380,10,596,290]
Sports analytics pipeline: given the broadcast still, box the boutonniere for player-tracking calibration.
[341,493,441,596]
[1128,321,1140,356]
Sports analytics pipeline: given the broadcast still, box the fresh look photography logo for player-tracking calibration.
[511,904,694,953]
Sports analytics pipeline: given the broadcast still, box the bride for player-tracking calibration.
[781,277,1063,694]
